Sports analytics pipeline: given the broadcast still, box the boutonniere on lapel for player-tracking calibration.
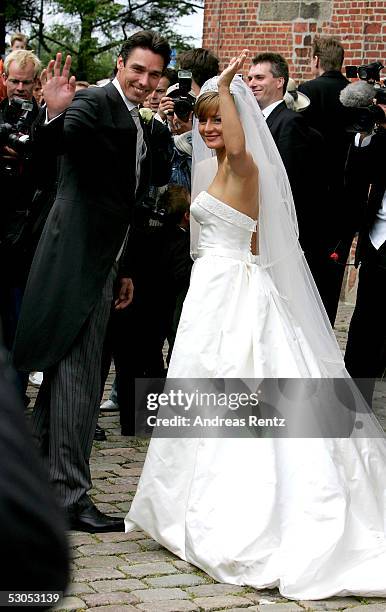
[139,108,154,124]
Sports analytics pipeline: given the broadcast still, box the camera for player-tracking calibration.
[341,61,386,133]
[167,71,196,122]
[0,97,34,154]
[346,61,384,83]
[135,189,168,227]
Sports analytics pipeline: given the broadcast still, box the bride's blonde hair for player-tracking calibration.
[194,91,219,121]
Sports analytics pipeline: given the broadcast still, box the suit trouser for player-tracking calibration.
[345,240,386,404]
[31,265,116,509]
[305,235,353,327]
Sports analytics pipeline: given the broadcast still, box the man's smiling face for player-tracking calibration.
[116,47,164,105]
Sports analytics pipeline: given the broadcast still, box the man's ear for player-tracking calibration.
[117,56,124,71]
[2,73,7,84]
[277,76,285,91]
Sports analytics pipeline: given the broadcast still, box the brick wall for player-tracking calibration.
[202,0,386,81]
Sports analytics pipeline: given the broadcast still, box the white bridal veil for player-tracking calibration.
[191,75,344,377]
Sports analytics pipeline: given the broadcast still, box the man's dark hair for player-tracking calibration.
[119,30,171,71]
[313,37,344,72]
[177,48,219,88]
[252,52,289,93]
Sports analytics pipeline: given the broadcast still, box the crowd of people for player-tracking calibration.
[0,26,385,600]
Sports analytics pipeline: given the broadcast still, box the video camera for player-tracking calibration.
[167,70,196,122]
[0,97,34,153]
[341,61,386,132]
[346,61,384,83]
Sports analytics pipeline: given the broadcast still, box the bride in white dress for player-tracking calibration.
[126,51,386,600]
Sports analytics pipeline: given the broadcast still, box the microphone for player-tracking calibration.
[339,81,385,132]
[339,81,376,108]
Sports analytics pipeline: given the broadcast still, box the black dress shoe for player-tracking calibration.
[94,423,106,441]
[67,501,124,533]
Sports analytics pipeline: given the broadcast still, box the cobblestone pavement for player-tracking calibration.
[28,302,386,612]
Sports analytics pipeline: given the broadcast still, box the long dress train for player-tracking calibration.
[125,191,386,600]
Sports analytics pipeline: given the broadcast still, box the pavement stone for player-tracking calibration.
[172,560,198,573]
[86,606,138,612]
[245,591,288,604]
[144,573,208,588]
[192,595,256,610]
[186,583,249,597]
[122,550,178,563]
[65,582,96,596]
[95,531,146,542]
[89,578,146,592]
[52,596,86,610]
[68,533,97,546]
[131,587,190,601]
[299,598,362,610]
[338,606,386,612]
[81,591,140,606]
[72,567,125,582]
[74,555,123,568]
[136,602,200,612]
[77,541,141,555]
[138,538,165,551]
[117,561,179,578]
[255,604,303,612]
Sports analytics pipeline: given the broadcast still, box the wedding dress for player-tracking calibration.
[125,76,386,600]
[126,189,386,600]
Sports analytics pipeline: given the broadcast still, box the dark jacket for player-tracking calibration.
[298,71,353,237]
[266,101,328,251]
[13,83,170,371]
[345,126,386,265]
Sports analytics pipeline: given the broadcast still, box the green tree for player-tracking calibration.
[6,0,203,81]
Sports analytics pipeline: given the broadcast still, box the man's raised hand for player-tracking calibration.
[41,53,76,120]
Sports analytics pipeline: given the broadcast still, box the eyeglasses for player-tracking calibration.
[7,78,35,86]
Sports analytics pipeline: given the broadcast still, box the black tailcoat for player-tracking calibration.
[13,83,153,371]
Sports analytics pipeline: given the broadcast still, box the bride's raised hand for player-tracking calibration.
[217,49,249,88]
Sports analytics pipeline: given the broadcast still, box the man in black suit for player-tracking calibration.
[13,31,171,532]
[298,38,352,325]
[247,53,329,308]
[344,104,386,405]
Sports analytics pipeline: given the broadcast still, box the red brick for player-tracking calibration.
[365,22,382,33]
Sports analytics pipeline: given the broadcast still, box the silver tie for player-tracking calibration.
[130,106,146,192]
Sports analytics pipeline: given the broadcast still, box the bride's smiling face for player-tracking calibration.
[198,113,224,149]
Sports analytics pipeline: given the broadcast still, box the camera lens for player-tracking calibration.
[174,99,193,122]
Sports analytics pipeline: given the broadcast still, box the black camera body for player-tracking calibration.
[0,97,34,153]
[342,61,386,132]
[168,70,195,122]
[346,61,384,83]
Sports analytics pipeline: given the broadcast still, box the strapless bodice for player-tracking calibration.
[191,191,257,258]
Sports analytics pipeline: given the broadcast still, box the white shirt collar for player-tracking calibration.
[112,77,137,112]
[262,99,283,119]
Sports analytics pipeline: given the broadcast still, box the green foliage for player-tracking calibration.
[6,0,203,81]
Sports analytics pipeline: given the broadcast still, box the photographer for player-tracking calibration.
[0,50,41,391]
[344,87,386,405]
[163,81,195,193]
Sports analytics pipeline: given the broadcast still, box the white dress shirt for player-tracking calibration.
[354,132,386,250]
